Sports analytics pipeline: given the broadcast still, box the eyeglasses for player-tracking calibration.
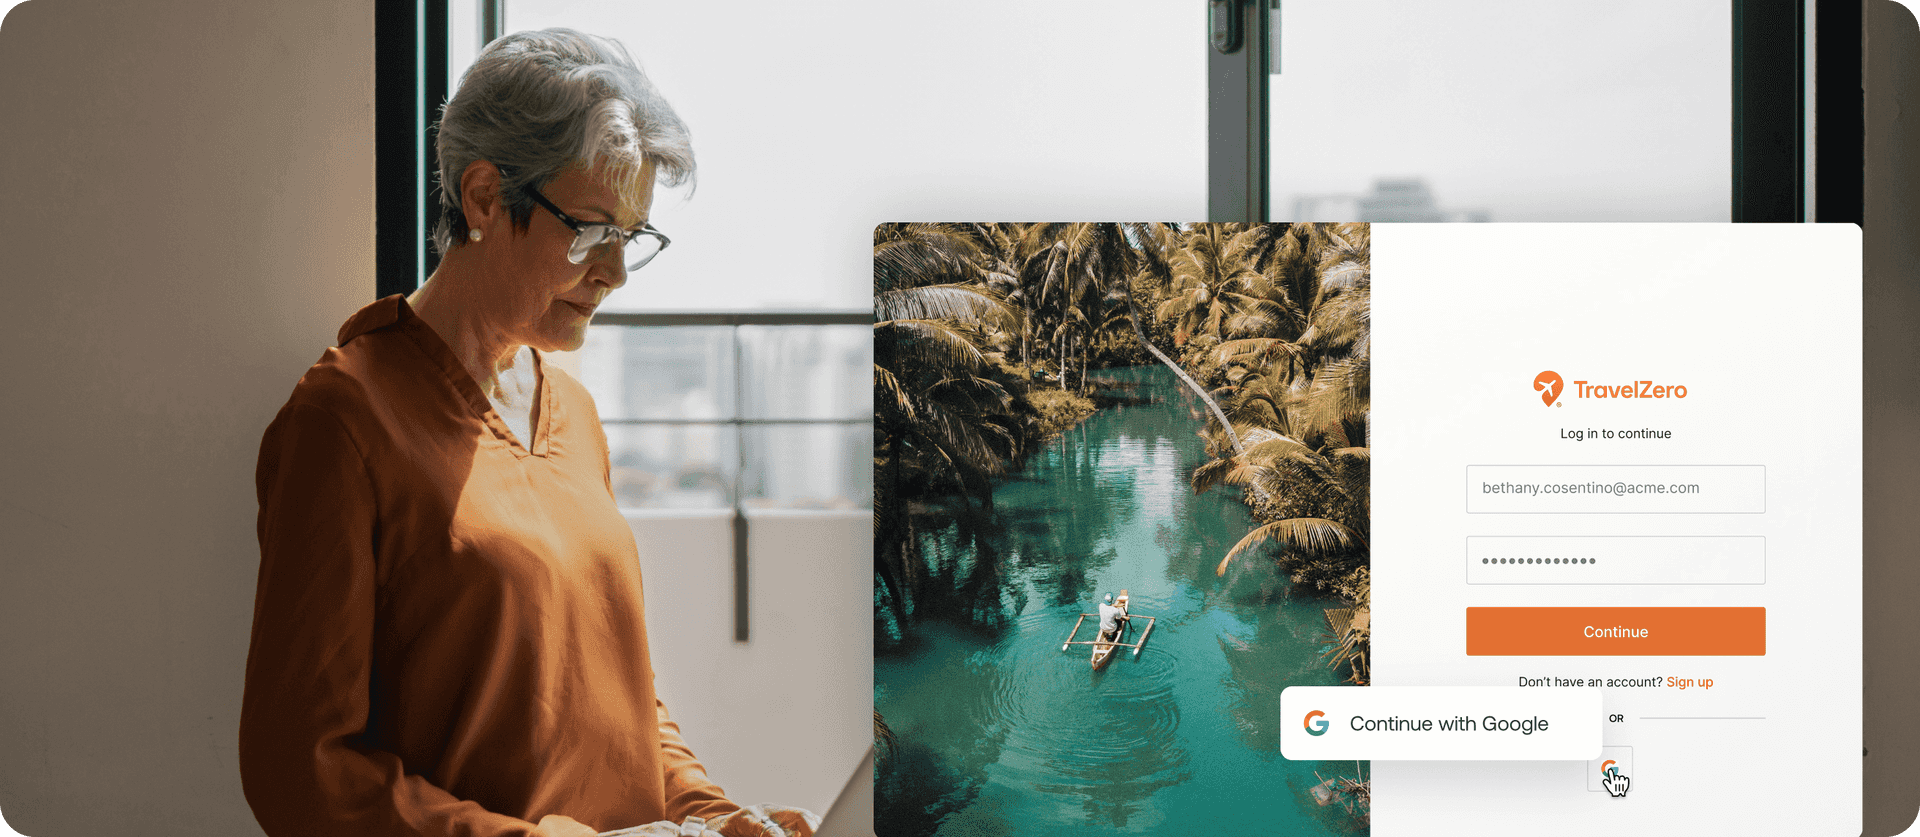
[521,186,670,271]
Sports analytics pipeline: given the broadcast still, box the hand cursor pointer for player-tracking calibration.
[1601,769,1630,798]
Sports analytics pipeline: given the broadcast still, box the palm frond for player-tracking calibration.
[874,319,988,376]
[876,283,1014,327]
[1216,518,1368,576]
[874,225,987,292]
[873,364,916,424]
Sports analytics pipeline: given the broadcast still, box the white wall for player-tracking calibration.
[628,512,871,816]
[0,1,375,834]
[0,1,1208,833]
[0,2,872,832]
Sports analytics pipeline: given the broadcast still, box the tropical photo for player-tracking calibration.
[873,222,1372,834]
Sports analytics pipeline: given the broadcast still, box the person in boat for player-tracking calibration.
[1097,592,1127,639]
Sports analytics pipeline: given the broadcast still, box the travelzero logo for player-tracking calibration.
[1305,710,1329,736]
[1534,371,1688,405]
[1534,371,1563,406]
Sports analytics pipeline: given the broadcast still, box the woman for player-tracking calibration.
[239,30,814,837]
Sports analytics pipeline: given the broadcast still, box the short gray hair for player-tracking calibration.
[431,28,694,254]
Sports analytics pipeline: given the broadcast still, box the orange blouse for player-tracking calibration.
[240,295,736,836]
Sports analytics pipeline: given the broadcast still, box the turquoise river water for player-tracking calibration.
[875,365,1364,836]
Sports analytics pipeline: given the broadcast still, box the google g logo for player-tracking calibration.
[1304,710,1329,736]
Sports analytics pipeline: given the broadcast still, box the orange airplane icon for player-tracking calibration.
[1534,371,1563,406]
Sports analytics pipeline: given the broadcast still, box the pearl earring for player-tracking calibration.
[469,228,484,242]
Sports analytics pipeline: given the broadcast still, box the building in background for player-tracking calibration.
[580,325,871,512]
[1291,178,1490,223]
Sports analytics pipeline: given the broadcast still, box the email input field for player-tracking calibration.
[1466,536,1765,585]
[1466,465,1765,514]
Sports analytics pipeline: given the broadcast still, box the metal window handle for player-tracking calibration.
[1210,0,1242,54]
[1269,0,1281,74]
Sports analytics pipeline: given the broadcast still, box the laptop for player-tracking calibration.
[811,747,873,837]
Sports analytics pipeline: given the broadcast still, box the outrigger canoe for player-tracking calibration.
[1061,589,1156,669]
[1091,598,1128,670]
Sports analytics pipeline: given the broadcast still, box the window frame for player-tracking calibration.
[375,0,448,299]
[591,313,872,643]
[1211,0,1864,224]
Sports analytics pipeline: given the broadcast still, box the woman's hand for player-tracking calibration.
[710,804,820,837]
[532,813,600,837]
[589,805,820,837]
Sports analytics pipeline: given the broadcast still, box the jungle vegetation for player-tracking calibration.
[873,222,1370,686]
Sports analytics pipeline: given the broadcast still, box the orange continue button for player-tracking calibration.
[1466,607,1765,656]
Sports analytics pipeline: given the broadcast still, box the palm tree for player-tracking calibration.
[1127,222,1270,457]
[872,224,1018,621]
[1154,224,1293,349]
[963,222,1031,370]
[1320,567,1370,685]
[875,222,988,296]
[1013,223,1112,391]
[1202,433,1368,589]
[873,313,1015,513]
[1120,266,1247,457]
[1186,223,1369,591]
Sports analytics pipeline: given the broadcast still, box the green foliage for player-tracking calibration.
[869,221,1372,640]
[1026,387,1097,439]
[1136,224,1371,623]
[872,223,1129,629]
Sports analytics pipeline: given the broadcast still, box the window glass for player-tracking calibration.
[605,423,737,510]
[738,325,871,421]
[1270,1,1730,221]
[741,424,872,510]
[448,0,482,95]
[582,323,871,511]
[579,325,736,421]
[457,0,1204,513]
[501,0,1205,311]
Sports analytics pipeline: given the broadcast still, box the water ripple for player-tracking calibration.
[976,612,1188,790]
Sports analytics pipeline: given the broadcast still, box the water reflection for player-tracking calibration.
[876,366,1362,835]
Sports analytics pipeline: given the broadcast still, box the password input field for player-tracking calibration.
[1465,536,1765,585]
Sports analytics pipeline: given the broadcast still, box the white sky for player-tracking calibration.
[1271,0,1731,221]
[489,0,1208,312]
[451,1,1736,310]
